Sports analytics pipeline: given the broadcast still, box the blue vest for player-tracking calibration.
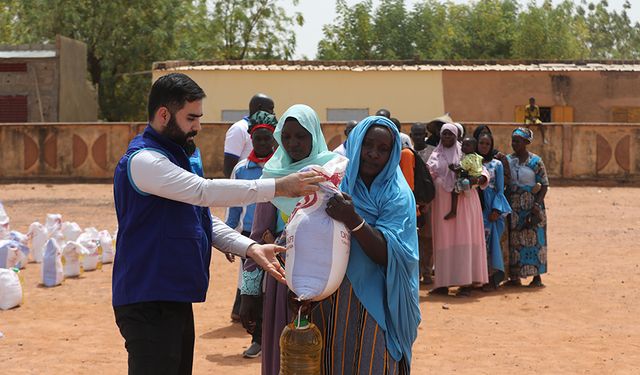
[112,125,213,306]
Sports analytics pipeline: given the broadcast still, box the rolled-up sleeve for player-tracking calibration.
[129,149,275,207]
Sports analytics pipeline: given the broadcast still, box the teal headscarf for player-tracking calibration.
[262,104,337,216]
[342,116,420,365]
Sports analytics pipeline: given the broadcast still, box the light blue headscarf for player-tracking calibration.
[342,116,421,365]
[262,104,337,216]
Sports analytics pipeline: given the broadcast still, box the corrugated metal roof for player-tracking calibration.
[154,60,640,72]
[0,51,56,59]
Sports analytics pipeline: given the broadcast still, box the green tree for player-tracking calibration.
[0,0,303,121]
[317,0,376,60]
[372,0,414,59]
[409,0,449,59]
[463,0,519,59]
[317,0,639,62]
[577,0,640,59]
[214,0,303,60]
[513,0,589,59]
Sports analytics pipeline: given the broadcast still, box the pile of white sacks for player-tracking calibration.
[0,202,116,310]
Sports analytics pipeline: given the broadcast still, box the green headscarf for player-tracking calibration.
[262,104,338,216]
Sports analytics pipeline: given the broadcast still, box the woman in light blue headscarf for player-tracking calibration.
[262,104,337,217]
[246,104,340,374]
[312,115,420,374]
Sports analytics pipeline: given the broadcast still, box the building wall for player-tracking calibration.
[0,56,58,122]
[442,71,640,123]
[151,69,446,123]
[57,35,98,122]
[0,122,638,182]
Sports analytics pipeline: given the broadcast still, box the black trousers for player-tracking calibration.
[114,301,195,375]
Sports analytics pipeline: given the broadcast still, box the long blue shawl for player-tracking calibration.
[342,116,421,364]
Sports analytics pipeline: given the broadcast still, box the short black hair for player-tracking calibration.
[148,73,206,121]
[390,117,401,130]
[375,108,391,118]
[411,122,426,132]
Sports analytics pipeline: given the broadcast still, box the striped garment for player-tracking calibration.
[311,278,410,375]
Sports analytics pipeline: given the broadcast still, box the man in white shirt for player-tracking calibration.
[332,120,358,156]
[112,74,320,375]
[223,93,274,177]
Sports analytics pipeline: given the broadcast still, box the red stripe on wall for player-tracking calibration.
[0,63,28,72]
[0,95,28,122]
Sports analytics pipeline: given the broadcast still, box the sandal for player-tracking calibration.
[430,287,449,295]
[481,283,496,292]
[504,279,522,287]
[528,277,545,288]
[456,287,472,297]
[420,274,433,285]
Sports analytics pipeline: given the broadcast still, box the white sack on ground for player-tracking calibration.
[61,222,82,242]
[80,241,102,271]
[41,239,63,287]
[98,230,115,264]
[61,241,90,277]
[0,240,27,269]
[0,268,23,310]
[6,231,30,269]
[0,201,10,239]
[27,222,48,263]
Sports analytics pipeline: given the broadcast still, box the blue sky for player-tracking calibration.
[286,0,640,59]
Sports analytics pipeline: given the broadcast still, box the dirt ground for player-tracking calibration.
[0,184,639,374]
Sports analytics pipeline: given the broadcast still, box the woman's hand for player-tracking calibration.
[469,175,487,186]
[325,193,362,230]
[488,210,501,222]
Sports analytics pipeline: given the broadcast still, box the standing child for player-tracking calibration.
[446,137,483,220]
[225,110,277,358]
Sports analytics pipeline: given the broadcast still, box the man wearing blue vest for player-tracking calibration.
[112,73,322,375]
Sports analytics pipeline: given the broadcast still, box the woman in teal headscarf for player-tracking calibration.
[245,104,339,375]
[312,115,420,374]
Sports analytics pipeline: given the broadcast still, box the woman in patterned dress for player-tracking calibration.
[506,127,549,287]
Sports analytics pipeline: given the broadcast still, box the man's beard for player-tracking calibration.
[163,116,197,156]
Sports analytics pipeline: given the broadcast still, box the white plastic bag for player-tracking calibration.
[41,239,64,287]
[285,156,351,301]
[81,241,102,271]
[77,227,99,244]
[6,231,30,269]
[28,222,48,263]
[78,228,102,271]
[61,222,82,242]
[45,214,62,234]
[61,241,90,277]
[0,240,27,269]
[98,230,115,264]
[0,268,23,310]
[0,202,10,239]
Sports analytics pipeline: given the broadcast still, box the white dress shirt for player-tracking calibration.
[224,118,253,160]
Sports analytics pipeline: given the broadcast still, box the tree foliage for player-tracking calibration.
[317,0,640,61]
[0,0,303,121]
